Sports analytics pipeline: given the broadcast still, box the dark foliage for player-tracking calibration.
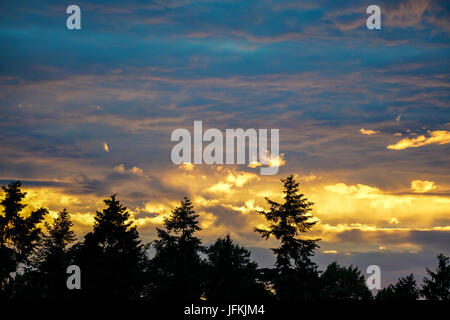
[421,254,450,300]
[1,179,448,302]
[204,234,273,302]
[147,197,204,301]
[255,175,321,300]
[75,195,148,299]
[376,274,419,301]
[0,181,47,297]
[321,262,372,300]
[14,209,77,299]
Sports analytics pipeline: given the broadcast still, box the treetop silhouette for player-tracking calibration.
[421,253,450,300]
[149,196,204,301]
[77,194,148,299]
[255,175,320,270]
[0,181,47,297]
[1,180,449,302]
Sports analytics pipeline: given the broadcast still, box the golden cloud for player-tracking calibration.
[318,182,450,230]
[387,130,450,150]
[296,172,320,183]
[247,153,286,169]
[207,182,234,194]
[360,128,377,135]
[4,163,449,255]
[114,164,148,178]
[226,171,259,187]
[411,179,437,193]
[180,162,194,171]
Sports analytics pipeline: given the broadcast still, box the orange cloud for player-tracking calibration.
[411,179,437,193]
[180,162,194,171]
[248,152,286,169]
[387,130,450,150]
[360,128,377,136]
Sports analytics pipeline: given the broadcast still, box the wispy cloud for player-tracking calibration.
[360,128,377,136]
[387,130,450,150]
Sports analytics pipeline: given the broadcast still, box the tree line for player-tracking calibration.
[0,176,449,301]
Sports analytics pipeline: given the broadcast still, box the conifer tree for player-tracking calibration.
[33,209,76,298]
[376,274,419,301]
[0,181,47,296]
[149,197,204,301]
[77,195,148,299]
[421,253,450,300]
[321,262,372,300]
[254,175,320,300]
[205,234,272,302]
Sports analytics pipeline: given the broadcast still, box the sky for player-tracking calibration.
[0,0,449,288]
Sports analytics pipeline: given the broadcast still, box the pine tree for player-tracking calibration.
[392,274,419,300]
[77,195,148,299]
[149,197,204,301]
[254,175,320,300]
[0,181,47,296]
[35,209,76,298]
[321,262,372,300]
[205,234,272,302]
[376,274,419,301]
[375,284,395,301]
[421,253,450,300]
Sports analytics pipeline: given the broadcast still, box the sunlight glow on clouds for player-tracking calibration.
[360,128,377,135]
[180,162,194,171]
[226,171,259,187]
[11,166,449,255]
[114,164,148,178]
[387,130,450,150]
[248,153,286,169]
[317,182,450,230]
[411,179,437,193]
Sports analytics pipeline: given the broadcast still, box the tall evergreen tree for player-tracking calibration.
[12,209,77,299]
[321,262,372,300]
[254,175,321,300]
[148,197,204,301]
[0,181,47,297]
[376,274,419,301]
[205,234,272,302]
[421,253,450,300]
[77,195,148,299]
[35,209,76,298]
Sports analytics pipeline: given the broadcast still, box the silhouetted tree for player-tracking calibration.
[376,274,419,301]
[421,253,450,300]
[254,175,321,300]
[148,197,204,301]
[3,178,449,303]
[321,261,372,300]
[204,234,272,302]
[375,284,395,301]
[0,181,47,297]
[35,209,77,298]
[76,195,148,299]
[11,209,77,299]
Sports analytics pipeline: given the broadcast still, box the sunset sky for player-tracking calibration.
[0,0,449,287]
